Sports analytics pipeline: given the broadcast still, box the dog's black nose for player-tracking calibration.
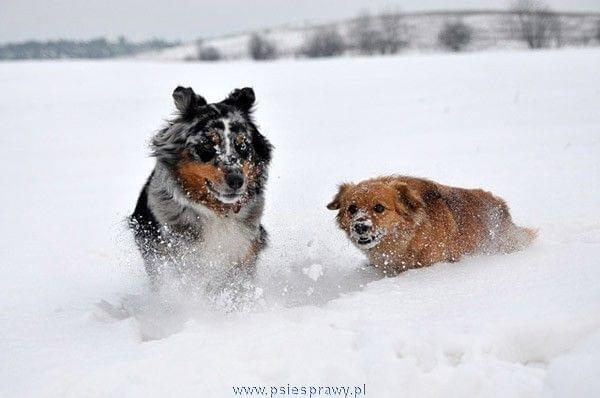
[225,172,244,190]
[353,223,370,235]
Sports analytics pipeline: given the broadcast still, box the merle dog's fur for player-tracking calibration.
[130,86,272,281]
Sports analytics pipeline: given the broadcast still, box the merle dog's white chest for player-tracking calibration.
[192,215,254,267]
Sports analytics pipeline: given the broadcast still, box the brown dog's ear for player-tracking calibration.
[393,182,424,213]
[327,183,353,210]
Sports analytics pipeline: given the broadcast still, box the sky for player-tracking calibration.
[1,0,599,43]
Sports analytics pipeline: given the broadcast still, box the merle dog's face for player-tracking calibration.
[151,87,272,210]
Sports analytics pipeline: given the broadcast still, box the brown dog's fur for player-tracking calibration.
[327,176,536,275]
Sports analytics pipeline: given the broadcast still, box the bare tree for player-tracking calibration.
[350,12,383,55]
[378,11,409,54]
[193,39,221,61]
[198,46,222,61]
[300,27,346,58]
[511,0,562,49]
[438,21,472,52]
[549,14,563,47]
[248,34,277,60]
[350,10,409,55]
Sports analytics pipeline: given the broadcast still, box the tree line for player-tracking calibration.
[0,37,178,60]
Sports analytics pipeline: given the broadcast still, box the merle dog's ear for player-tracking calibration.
[393,182,424,213]
[172,86,207,115]
[251,130,273,163]
[327,183,353,210]
[224,87,255,113]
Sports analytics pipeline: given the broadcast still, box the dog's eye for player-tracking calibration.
[196,143,216,162]
[373,204,385,213]
[348,204,358,215]
[207,131,221,145]
[235,136,250,157]
[235,134,246,146]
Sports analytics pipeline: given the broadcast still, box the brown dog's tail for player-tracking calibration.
[501,225,537,253]
[518,226,537,247]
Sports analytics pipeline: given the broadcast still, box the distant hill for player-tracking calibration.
[137,10,600,61]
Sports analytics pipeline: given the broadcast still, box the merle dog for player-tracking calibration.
[130,87,272,283]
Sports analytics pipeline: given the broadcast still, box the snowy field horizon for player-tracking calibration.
[1,48,600,397]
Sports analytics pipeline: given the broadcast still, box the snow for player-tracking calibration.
[1,48,600,397]
[303,264,324,282]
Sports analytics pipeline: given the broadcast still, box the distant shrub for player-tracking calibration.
[511,0,562,49]
[248,34,277,60]
[378,12,409,54]
[300,28,346,58]
[198,46,222,61]
[438,21,473,52]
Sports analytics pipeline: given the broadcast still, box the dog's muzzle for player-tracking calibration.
[206,168,246,204]
[225,170,244,191]
[350,219,383,250]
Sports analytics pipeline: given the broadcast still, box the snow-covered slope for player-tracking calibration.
[1,49,600,397]
[136,11,600,61]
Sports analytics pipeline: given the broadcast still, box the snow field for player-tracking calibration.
[1,49,600,397]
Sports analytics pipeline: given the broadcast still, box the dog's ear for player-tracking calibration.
[251,130,273,164]
[224,87,255,113]
[172,86,207,115]
[327,183,353,210]
[393,182,424,214]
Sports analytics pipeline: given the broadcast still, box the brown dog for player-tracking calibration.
[327,176,536,274]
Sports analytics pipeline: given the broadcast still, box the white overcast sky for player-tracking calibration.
[1,0,599,43]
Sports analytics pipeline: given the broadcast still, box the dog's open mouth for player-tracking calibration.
[352,228,386,250]
[354,235,380,250]
[357,237,373,245]
[205,179,243,204]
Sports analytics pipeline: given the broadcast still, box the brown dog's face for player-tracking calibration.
[327,180,424,250]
